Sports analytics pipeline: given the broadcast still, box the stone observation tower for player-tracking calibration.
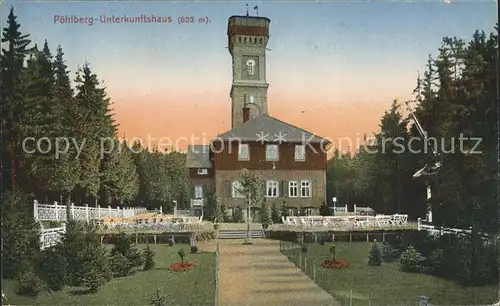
[227,14,271,128]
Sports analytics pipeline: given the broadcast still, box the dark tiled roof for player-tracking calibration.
[216,114,330,144]
[186,145,212,168]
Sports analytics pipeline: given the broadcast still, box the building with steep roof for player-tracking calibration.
[186,14,331,219]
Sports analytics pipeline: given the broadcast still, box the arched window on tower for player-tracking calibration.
[246,59,255,76]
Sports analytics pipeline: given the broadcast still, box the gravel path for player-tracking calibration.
[198,239,340,306]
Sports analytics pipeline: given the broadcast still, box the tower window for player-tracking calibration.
[239,36,242,42]
[246,59,255,76]
[260,38,263,44]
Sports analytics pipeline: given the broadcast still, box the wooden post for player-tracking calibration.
[417,217,421,231]
[349,233,352,242]
[71,203,75,220]
[135,232,138,244]
[54,201,58,221]
[108,205,112,217]
[98,205,101,218]
[354,204,357,213]
[366,234,369,242]
[33,200,39,221]
[85,204,89,222]
[382,232,386,242]
[117,206,121,218]
[313,263,316,280]
[304,258,307,273]
[154,235,157,244]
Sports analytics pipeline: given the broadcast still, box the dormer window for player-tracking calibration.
[197,168,208,175]
[246,59,255,75]
[266,144,279,161]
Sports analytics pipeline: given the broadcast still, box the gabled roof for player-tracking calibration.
[186,145,212,168]
[216,114,330,144]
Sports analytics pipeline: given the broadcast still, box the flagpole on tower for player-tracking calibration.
[246,4,249,16]
[254,5,259,17]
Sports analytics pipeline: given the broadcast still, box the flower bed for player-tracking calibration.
[320,259,350,269]
[168,261,196,272]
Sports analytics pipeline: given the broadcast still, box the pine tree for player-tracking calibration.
[143,245,156,271]
[368,242,382,266]
[1,6,32,193]
[259,199,271,225]
[1,191,41,279]
[270,204,280,223]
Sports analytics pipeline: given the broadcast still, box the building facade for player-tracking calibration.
[186,14,331,219]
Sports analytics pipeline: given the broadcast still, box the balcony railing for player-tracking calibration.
[191,198,204,207]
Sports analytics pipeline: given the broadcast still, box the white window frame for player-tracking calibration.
[288,181,298,198]
[197,168,208,175]
[300,180,311,198]
[266,144,279,161]
[295,145,306,161]
[266,180,279,198]
[238,143,249,161]
[246,59,255,75]
[194,185,203,198]
[232,181,245,198]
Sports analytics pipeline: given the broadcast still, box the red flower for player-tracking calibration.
[168,261,197,271]
[320,259,350,269]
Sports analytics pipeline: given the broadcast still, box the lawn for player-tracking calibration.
[2,244,216,305]
[282,242,499,306]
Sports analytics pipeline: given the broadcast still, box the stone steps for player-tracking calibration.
[218,230,265,239]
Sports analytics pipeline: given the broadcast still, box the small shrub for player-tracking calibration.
[381,242,400,263]
[128,248,144,267]
[82,262,107,293]
[178,249,186,263]
[110,253,132,277]
[399,245,426,273]
[302,246,308,253]
[143,245,156,271]
[111,232,133,257]
[329,244,336,261]
[151,288,167,306]
[368,243,382,266]
[36,246,67,291]
[190,246,198,254]
[427,248,444,274]
[16,271,45,297]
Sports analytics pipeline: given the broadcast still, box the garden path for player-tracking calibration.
[198,238,340,306]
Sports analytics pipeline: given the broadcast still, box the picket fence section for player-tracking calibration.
[34,200,147,222]
[39,222,66,250]
[333,205,373,213]
[36,200,148,250]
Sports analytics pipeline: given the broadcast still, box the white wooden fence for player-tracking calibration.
[34,200,147,222]
[40,222,66,250]
[416,218,497,242]
[333,205,373,214]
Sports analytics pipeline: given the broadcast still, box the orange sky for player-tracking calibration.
[112,91,406,155]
